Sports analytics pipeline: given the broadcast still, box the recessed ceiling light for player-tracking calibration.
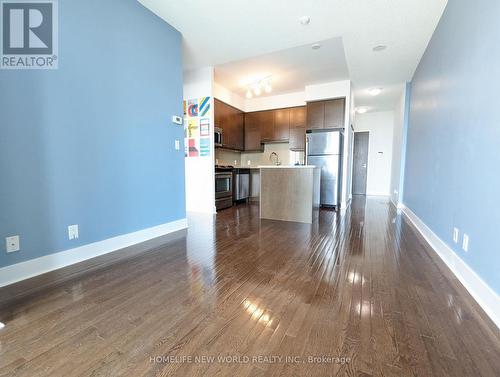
[311,43,321,50]
[356,107,369,114]
[373,45,387,52]
[368,88,383,96]
[299,16,311,25]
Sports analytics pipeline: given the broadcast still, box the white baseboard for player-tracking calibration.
[390,199,405,210]
[0,218,188,288]
[366,192,391,197]
[400,204,500,329]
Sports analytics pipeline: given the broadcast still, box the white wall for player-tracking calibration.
[346,85,356,202]
[390,86,408,205]
[305,80,351,102]
[184,67,216,214]
[354,111,395,196]
[245,91,306,112]
[213,82,246,111]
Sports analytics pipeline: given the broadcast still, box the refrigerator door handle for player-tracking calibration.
[305,136,309,165]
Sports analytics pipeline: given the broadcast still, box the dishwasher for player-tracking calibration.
[233,168,250,203]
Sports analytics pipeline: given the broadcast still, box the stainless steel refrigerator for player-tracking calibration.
[306,129,343,208]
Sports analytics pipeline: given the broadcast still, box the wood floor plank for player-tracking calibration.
[0,197,499,377]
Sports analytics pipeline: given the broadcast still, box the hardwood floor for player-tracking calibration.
[0,197,499,376]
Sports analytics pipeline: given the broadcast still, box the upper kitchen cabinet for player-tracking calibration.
[324,98,345,128]
[273,109,290,141]
[306,98,345,130]
[258,110,275,142]
[214,98,244,151]
[244,110,275,150]
[306,101,325,129]
[290,106,307,128]
[244,111,264,151]
[289,106,307,151]
[244,106,306,151]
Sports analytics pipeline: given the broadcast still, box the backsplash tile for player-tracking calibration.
[215,143,305,168]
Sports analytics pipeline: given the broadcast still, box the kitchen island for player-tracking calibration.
[259,166,320,224]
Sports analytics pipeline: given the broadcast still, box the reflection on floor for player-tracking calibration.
[0,197,499,376]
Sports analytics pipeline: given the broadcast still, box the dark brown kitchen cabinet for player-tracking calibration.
[244,112,264,151]
[273,109,290,141]
[289,128,306,151]
[324,98,345,128]
[306,98,345,130]
[258,110,275,142]
[225,109,244,150]
[290,106,306,128]
[214,99,223,130]
[289,106,307,151]
[214,98,244,151]
[244,106,306,151]
[306,101,325,129]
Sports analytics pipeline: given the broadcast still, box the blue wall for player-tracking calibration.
[405,0,500,293]
[0,0,185,268]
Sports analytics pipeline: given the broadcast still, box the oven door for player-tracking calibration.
[215,173,232,199]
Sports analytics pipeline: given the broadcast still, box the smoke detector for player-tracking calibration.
[299,16,311,25]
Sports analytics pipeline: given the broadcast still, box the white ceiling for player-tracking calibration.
[214,37,349,97]
[139,0,447,111]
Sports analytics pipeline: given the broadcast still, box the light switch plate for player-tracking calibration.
[462,234,469,252]
[172,115,183,125]
[68,224,79,240]
[6,235,20,253]
[453,228,459,243]
[175,140,180,150]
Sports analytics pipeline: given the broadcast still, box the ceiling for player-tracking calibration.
[139,0,448,111]
[214,37,349,97]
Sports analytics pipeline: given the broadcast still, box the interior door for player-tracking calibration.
[352,132,369,195]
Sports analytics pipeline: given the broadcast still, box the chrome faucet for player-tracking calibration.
[269,152,281,166]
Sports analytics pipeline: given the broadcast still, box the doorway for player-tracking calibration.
[352,132,369,195]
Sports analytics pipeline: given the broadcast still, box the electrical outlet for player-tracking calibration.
[453,228,459,243]
[175,139,180,150]
[462,234,469,252]
[247,160,251,166]
[5,235,20,253]
[0,322,5,330]
[68,225,79,240]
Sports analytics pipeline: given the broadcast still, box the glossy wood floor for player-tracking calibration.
[1,197,499,377]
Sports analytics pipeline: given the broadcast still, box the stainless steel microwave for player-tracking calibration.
[214,127,223,147]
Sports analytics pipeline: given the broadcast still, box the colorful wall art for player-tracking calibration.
[184,97,211,157]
